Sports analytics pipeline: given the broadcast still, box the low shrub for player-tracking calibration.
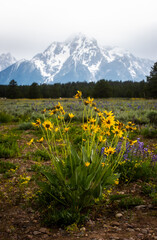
[0,111,13,123]
[147,111,157,124]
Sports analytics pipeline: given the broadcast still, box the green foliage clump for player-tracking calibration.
[140,126,157,138]
[0,111,13,123]
[119,196,144,209]
[147,111,157,124]
[0,160,17,174]
[0,133,21,158]
[18,122,35,130]
[33,149,51,162]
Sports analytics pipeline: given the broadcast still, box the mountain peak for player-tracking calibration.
[0,53,17,71]
[0,34,154,85]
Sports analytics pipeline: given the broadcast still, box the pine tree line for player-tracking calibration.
[0,63,156,99]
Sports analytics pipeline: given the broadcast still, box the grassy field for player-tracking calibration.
[0,97,157,239]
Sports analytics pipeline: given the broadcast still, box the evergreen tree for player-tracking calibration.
[93,79,111,98]
[147,62,157,98]
[29,82,42,98]
[7,79,19,98]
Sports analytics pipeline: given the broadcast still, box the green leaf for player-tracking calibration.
[93,183,102,198]
[82,146,89,163]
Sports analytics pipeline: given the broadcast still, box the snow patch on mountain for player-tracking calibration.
[0,53,17,71]
[0,34,154,85]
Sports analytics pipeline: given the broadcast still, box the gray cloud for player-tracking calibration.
[0,0,157,60]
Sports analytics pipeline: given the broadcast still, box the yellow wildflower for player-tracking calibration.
[114,179,119,185]
[74,91,82,99]
[104,110,114,117]
[42,108,46,113]
[58,115,64,120]
[27,138,34,146]
[69,113,75,119]
[104,146,116,156]
[55,127,59,132]
[103,115,115,129]
[64,127,70,132]
[32,119,41,127]
[112,127,123,138]
[88,117,96,124]
[99,136,106,143]
[37,137,44,143]
[116,120,124,130]
[82,123,89,131]
[98,112,104,118]
[128,139,137,146]
[101,162,105,167]
[49,110,55,115]
[85,162,90,167]
[94,107,100,112]
[86,96,94,106]
[42,120,54,131]
[84,100,89,105]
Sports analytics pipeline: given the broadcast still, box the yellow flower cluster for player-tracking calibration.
[104,146,116,156]
[49,102,65,116]
[32,119,41,127]
[42,120,54,131]
[81,99,128,144]
[19,175,31,185]
[125,121,137,131]
[74,90,82,99]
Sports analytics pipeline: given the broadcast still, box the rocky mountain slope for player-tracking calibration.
[0,34,154,85]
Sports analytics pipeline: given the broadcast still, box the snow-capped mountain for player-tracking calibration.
[0,34,154,85]
[0,53,17,72]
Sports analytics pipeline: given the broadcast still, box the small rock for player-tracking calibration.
[137,233,144,238]
[27,235,34,239]
[87,220,95,227]
[127,228,135,232]
[42,234,49,239]
[118,191,125,194]
[115,227,122,231]
[148,204,153,208]
[80,227,86,231]
[103,224,109,229]
[33,231,41,235]
[115,213,123,218]
[141,229,148,234]
[110,237,120,240]
[39,227,49,233]
[111,221,120,226]
[135,205,147,210]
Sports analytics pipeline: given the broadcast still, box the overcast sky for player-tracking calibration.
[0,0,157,60]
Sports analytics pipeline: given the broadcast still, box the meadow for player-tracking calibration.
[0,95,157,239]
